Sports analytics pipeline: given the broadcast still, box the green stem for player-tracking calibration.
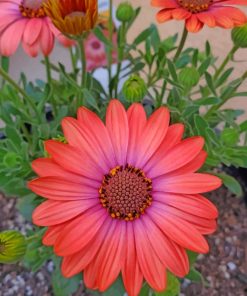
[78,37,87,88]
[157,80,167,107]
[173,26,188,62]
[77,37,87,107]
[107,0,114,98]
[44,56,52,85]
[0,67,42,122]
[115,22,126,97]
[69,47,77,79]
[214,45,239,80]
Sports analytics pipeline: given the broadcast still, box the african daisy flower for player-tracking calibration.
[44,0,98,37]
[0,0,73,57]
[85,32,117,72]
[29,100,221,296]
[151,0,247,33]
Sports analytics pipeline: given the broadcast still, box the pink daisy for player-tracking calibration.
[0,0,74,57]
[29,100,222,296]
[85,31,117,72]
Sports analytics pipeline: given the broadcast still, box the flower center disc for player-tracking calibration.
[99,165,153,221]
[178,0,212,13]
[19,0,46,18]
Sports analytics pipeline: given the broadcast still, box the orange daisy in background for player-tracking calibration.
[152,0,247,32]
[28,100,221,296]
[44,0,98,37]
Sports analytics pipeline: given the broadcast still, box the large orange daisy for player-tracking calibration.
[28,100,221,296]
[152,0,247,32]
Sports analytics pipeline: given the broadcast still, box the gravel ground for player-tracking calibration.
[0,185,247,296]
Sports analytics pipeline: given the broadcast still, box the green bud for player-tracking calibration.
[232,24,247,48]
[178,67,200,89]
[123,75,147,102]
[0,230,27,264]
[116,2,135,23]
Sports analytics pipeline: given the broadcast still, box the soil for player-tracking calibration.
[0,185,247,296]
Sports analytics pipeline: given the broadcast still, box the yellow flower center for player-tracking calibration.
[19,0,46,18]
[178,0,213,13]
[99,165,153,221]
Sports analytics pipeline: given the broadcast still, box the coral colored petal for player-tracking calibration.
[219,0,247,4]
[77,107,117,168]
[42,223,66,246]
[151,0,179,8]
[44,140,102,181]
[33,199,98,226]
[172,8,191,20]
[134,107,170,168]
[62,117,110,173]
[97,222,126,291]
[165,150,207,177]
[83,220,118,290]
[142,216,189,277]
[127,103,147,165]
[148,137,204,178]
[186,15,204,32]
[197,12,216,27]
[122,223,143,296]
[149,206,209,253]
[153,173,222,194]
[212,6,247,26]
[28,176,97,201]
[144,123,184,172]
[55,207,106,256]
[106,100,129,166]
[154,201,217,234]
[156,9,173,23]
[62,218,112,278]
[32,158,99,188]
[154,193,218,219]
[134,219,167,291]
[23,18,42,45]
[0,18,27,56]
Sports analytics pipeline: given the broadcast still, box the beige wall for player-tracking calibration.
[9,0,247,119]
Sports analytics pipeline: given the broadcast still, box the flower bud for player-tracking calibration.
[0,230,27,264]
[232,24,247,48]
[123,75,147,102]
[116,2,135,23]
[178,67,200,89]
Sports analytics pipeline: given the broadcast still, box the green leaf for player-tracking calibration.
[103,277,125,296]
[155,273,180,296]
[167,59,178,82]
[93,27,112,47]
[187,250,198,265]
[139,283,150,296]
[221,128,239,146]
[186,268,204,283]
[240,120,247,132]
[198,57,211,76]
[52,257,81,296]
[82,89,100,112]
[216,173,243,197]
[0,230,27,264]
[205,72,216,96]
[195,97,221,106]
[133,27,154,47]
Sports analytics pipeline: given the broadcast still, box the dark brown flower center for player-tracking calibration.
[99,165,153,221]
[19,0,46,18]
[178,0,212,13]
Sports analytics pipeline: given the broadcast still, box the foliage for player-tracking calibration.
[0,1,246,295]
